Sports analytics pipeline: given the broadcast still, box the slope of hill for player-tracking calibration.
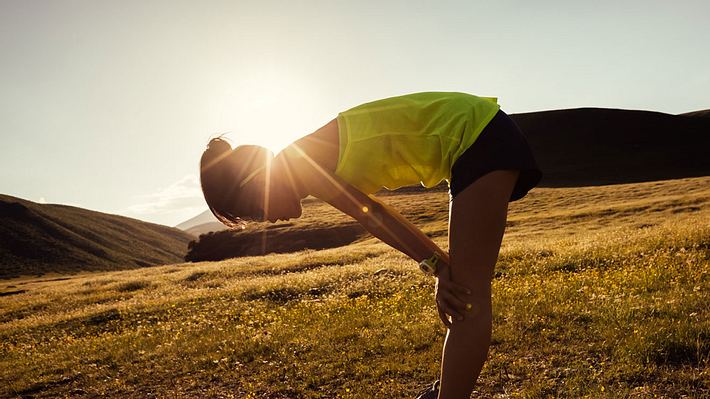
[0,195,194,279]
[680,108,710,118]
[184,197,369,261]
[512,107,710,187]
[185,220,223,236]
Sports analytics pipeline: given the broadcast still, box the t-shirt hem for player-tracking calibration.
[451,104,501,170]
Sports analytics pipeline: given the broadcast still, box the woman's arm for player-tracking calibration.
[349,192,448,266]
[351,193,473,326]
[282,142,470,322]
[282,141,443,263]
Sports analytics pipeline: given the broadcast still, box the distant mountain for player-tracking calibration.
[175,209,219,232]
[0,194,194,279]
[177,107,710,233]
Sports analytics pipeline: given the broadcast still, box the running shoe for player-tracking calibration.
[415,380,440,399]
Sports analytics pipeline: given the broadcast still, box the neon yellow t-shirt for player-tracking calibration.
[335,92,500,194]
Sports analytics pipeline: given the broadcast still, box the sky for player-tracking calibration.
[1,0,708,227]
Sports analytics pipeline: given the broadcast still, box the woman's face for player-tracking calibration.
[239,170,302,223]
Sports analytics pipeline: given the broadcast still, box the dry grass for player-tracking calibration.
[1,177,708,398]
[0,194,194,279]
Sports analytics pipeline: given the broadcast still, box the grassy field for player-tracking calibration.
[1,177,708,398]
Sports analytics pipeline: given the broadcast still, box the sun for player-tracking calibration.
[213,67,326,155]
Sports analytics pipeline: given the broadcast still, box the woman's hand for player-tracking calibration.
[434,260,473,328]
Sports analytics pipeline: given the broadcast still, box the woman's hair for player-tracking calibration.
[199,137,271,229]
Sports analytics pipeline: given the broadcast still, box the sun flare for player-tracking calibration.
[211,67,327,155]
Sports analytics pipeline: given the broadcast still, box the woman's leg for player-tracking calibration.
[437,169,519,398]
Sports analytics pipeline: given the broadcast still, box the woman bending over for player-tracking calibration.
[200,91,542,398]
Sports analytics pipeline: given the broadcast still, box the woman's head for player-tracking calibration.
[199,137,302,228]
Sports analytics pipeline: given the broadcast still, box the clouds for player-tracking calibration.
[124,174,206,226]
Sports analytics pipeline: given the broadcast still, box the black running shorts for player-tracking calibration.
[449,109,543,202]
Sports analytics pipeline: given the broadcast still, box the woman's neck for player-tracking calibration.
[275,117,341,199]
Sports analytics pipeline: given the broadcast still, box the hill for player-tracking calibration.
[184,221,223,236]
[680,108,710,119]
[1,176,707,397]
[0,194,194,279]
[184,197,369,261]
[512,107,710,187]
